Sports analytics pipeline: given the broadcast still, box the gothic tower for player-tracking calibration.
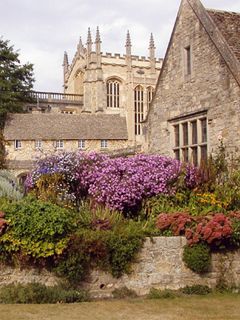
[63,29,162,145]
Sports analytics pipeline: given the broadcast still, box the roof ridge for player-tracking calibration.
[206,8,240,16]
[7,113,122,117]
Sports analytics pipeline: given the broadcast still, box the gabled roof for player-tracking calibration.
[206,9,240,63]
[187,0,240,86]
[4,113,128,140]
[144,0,240,123]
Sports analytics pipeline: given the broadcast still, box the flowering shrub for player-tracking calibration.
[88,155,183,212]
[196,193,226,208]
[26,152,198,213]
[26,152,108,205]
[156,212,192,236]
[156,211,239,247]
[186,213,233,245]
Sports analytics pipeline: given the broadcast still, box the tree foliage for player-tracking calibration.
[0,38,34,128]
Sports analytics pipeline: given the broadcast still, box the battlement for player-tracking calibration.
[63,29,163,83]
[66,51,162,78]
[101,52,162,63]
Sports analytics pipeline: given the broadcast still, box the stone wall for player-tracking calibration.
[6,139,129,161]
[0,237,239,298]
[146,0,240,158]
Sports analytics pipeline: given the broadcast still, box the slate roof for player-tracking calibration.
[4,113,128,140]
[207,9,240,62]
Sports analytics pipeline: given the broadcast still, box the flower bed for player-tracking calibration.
[26,152,197,213]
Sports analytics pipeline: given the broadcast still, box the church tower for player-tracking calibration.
[63,29,162,145]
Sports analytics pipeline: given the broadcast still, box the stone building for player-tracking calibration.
[4,113,128,178]
[145,0,240,166]
[3,31,162,177]
[63,29,162,144]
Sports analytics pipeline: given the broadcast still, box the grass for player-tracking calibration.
[0,293,239,320]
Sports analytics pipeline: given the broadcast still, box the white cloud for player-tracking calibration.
[0,0,240,91]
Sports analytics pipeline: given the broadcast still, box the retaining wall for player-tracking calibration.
[0,237,239,298]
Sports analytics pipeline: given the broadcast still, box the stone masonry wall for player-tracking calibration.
[0,237,239,298]
[6,139,129,162]
[147,0,240,157]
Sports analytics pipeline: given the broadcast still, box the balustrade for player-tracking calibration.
[29,91,83,102]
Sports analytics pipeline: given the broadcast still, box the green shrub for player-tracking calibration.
[77,200,123,230]
[0,197,144,284]
[0,283,89,304]
[0,196,76,260]
[112,286,137,299]
[53,232,96,284]
[148,288,178,299]
[181,285,212,295]
[141,193,190,218]
[183,243,211,273]
[105,222,144,278]
[230,215,240,248]
[54,221,144,284]
[141,190,228,218]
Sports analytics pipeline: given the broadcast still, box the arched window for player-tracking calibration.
[147,86,154,110]
[134,85,144,135]
[107,79,120,108]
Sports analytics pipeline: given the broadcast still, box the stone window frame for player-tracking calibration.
[182,39,194,81]
[14,140,22,150]
[100,139,108,149]
[169,110,208,166]
[134,85,144,135]
[78,139,86,150]
[106,78,121,108]
[184,46,192,76]
[55,140,64,150]
[35,140,42,149]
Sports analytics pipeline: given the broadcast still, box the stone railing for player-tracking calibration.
[29,91,83,103]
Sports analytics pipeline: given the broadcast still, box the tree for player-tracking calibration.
[0,38,35,168]
[0,38,34,128]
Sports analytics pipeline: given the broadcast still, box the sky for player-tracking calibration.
[1,0,240,92]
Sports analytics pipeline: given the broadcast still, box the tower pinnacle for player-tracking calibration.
[95,26,101,57]
[95,27,102,67]
[149,33,156,73]
[63,51,69,69]
[87,27,93,53]
[78,36,84,54]
[95,26,101,43]
[149,33,155,49]
[125,30,132,56]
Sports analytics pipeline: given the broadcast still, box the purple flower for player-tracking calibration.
[26,152,198,212]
